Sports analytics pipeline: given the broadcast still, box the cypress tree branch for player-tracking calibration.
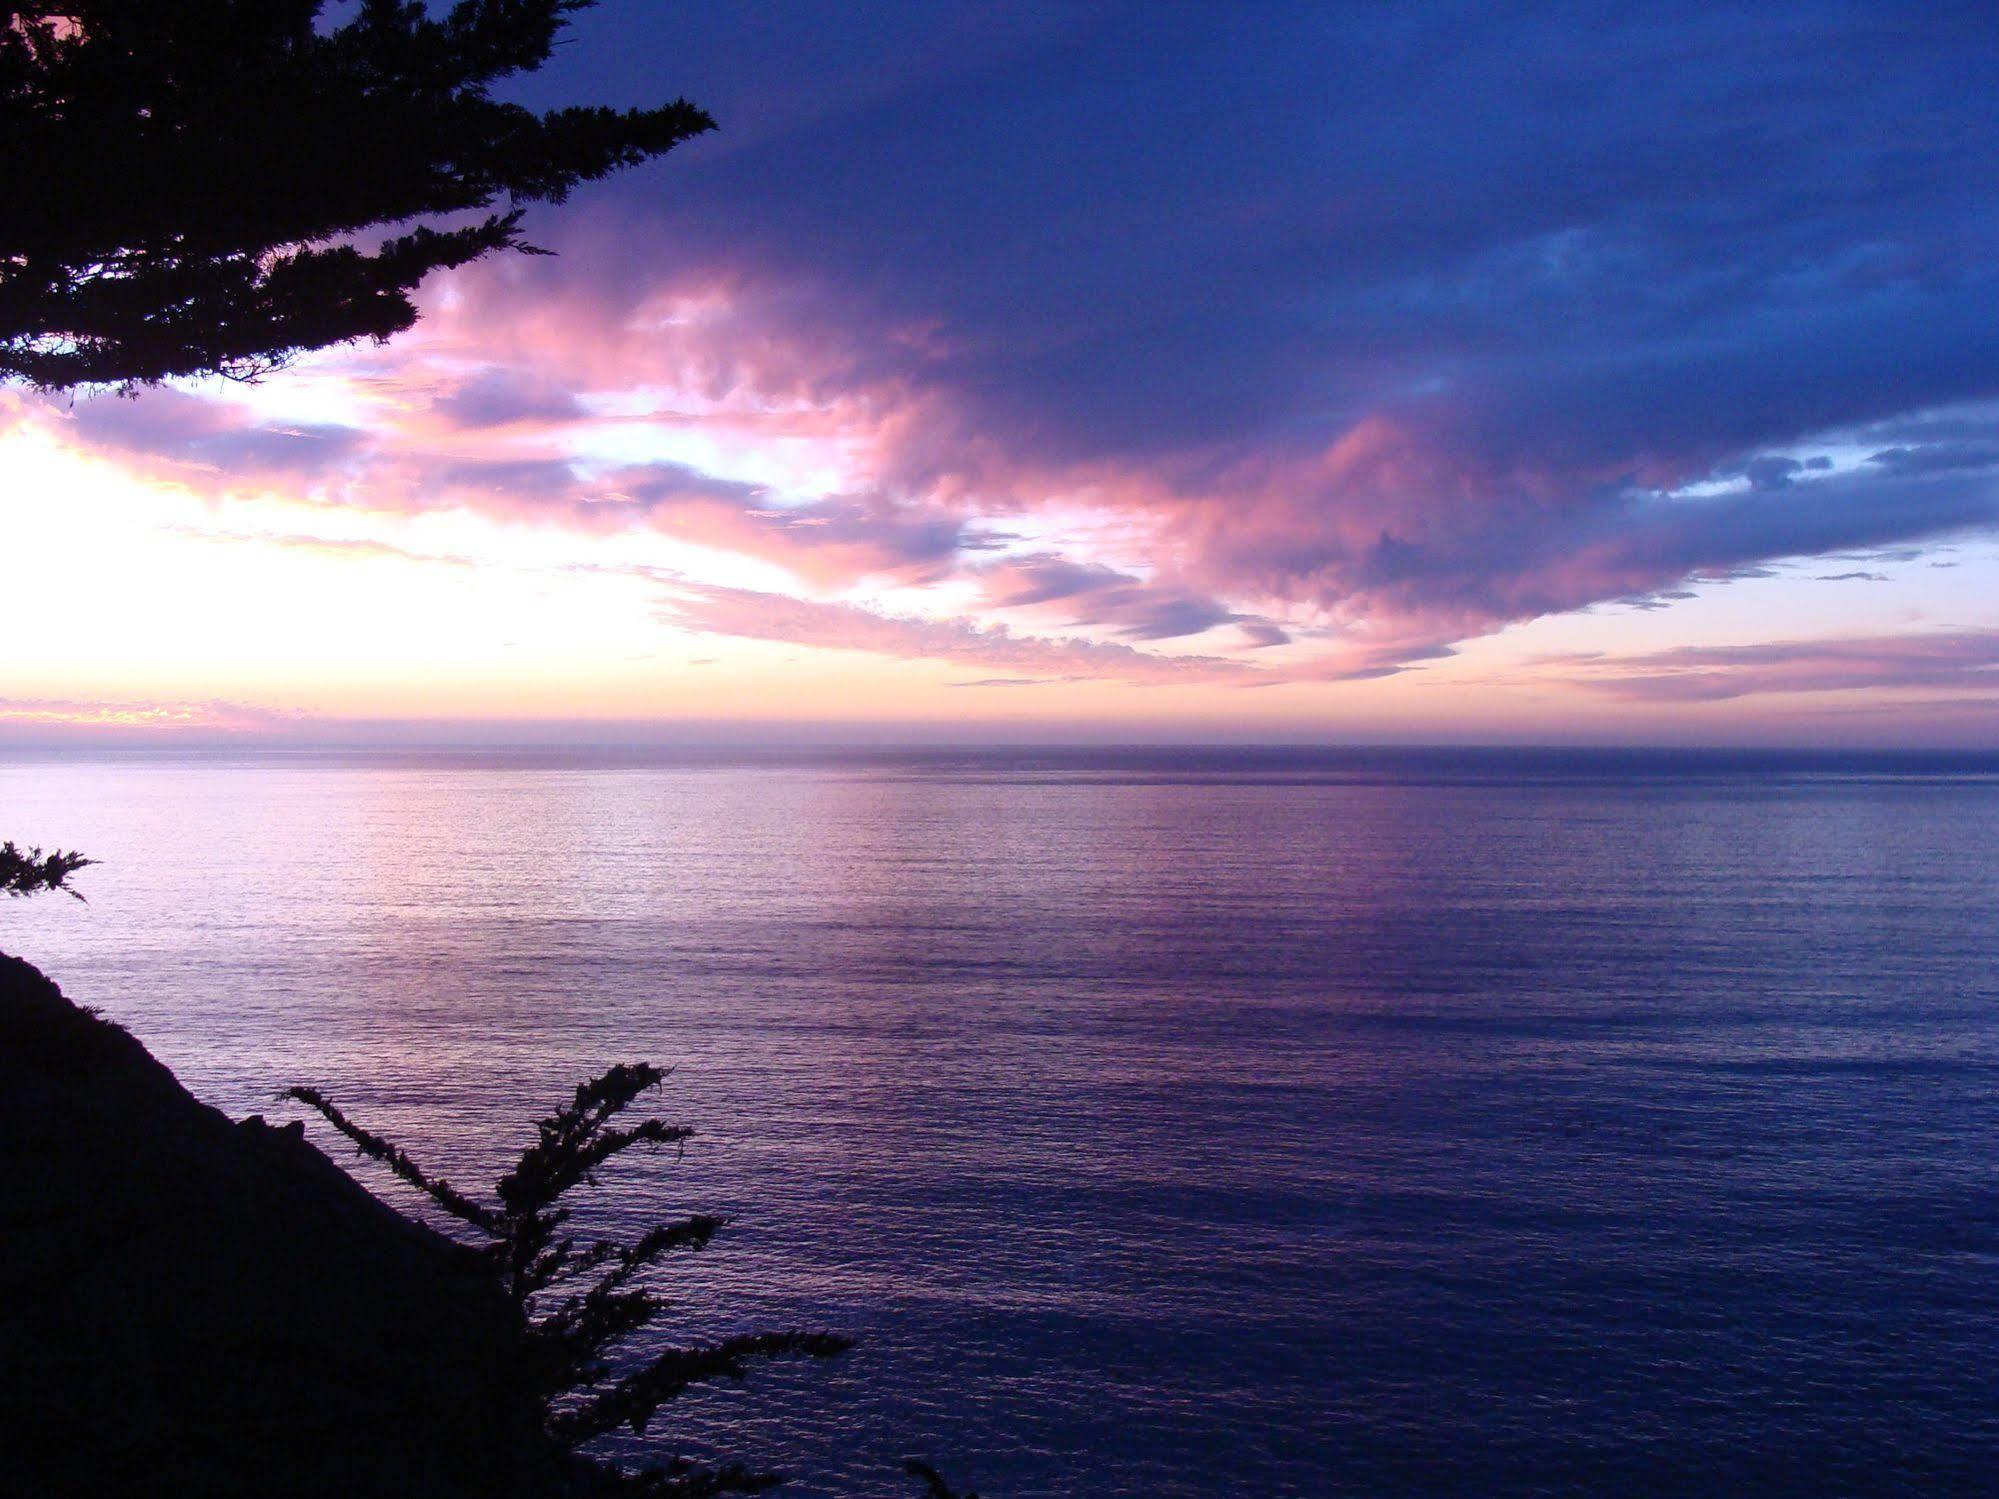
[1,1,716,390]
[284,1066,850,1488]
[0,841,94,900]
[279,1084,500,1232]
[902,1459,982,1499]
[551,1331,855,1448]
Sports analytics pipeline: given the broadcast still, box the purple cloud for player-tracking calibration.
[655,581,1260,685]
[1571,631,1999,702]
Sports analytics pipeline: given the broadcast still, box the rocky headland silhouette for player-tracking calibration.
[0,950,555,1497]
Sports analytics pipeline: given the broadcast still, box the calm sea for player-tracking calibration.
[5,748,1998,1495]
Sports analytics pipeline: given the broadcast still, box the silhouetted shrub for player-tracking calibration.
[904,1458,982,1498]
[285,1065,849,1495]
[0,840,92,900]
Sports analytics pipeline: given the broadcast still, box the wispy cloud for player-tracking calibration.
[655,581,1261,685]
[0,696,306,733]
[167,526,476,568]
[1565,631,1999,702]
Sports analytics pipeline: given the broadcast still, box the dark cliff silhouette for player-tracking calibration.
[0,953,858,1497]
[0,949,544,1496]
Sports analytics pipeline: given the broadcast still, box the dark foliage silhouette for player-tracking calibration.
[0,840,92,899]
[284,1064,850,1495]
[903,1458,982,1498]
[1,1,713,390]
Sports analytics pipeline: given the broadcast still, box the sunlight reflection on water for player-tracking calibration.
[6,750,1998,1495]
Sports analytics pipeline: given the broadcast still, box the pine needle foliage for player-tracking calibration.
[903,1458,982,1499]
[0,840,93,899]
[2,2,715,390]
[284,1065,850,1495]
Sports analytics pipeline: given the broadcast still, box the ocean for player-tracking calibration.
[4,747,1997,1495]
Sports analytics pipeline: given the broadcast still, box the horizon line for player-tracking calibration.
[5,735,1998,764]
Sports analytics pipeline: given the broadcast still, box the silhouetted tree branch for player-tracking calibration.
[903,1458,982,1499]
[283,1083,499,1232]
[2,1,714,390]
[284,1064,850,1494]
[0,840,92,900]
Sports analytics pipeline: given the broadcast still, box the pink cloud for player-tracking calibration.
[1561,630,1999,702]
[28,239,1999,683]
[655,581,1260,685]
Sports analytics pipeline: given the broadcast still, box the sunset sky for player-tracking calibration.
[7,2,1998,747]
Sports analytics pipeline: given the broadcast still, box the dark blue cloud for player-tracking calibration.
[975,553,1246,640]
[517,2,1999,477]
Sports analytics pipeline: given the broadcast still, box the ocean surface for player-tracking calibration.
[5,747,1998,1495]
